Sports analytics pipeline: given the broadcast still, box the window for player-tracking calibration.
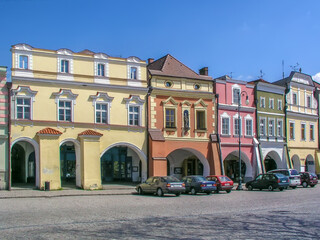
[234,118,241,136]
[58,100,72,121]
[290,122,295,139]
[233,88,240,104]
[61,60,69,73]
[97,64,105,77]
[130,67,137,79]
[245,119,253,136]
[129,106,140,126]
[16,97,31,119]
[96,103,108,124]
[268,119,275,137]
[307,96,311,108]
[310,124,315,141]
[222,117,230,135]
[196,110,206,130]
[292,92,297,105]
[259,118,266,136]
[260,97,265,108]
[301,123,306,141]
[165,109,175,128]
[269,98,274,109]
[277,120,283,137]
[19,55,28,69]
[165,81,172,88]
[278,99,282,110]
[194,84,200,90]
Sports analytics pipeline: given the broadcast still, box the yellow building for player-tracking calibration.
[10,44,148,190]
[275,71,318,173]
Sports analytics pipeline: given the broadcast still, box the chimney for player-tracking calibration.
[148,58,154,64]
[199,67,208,76]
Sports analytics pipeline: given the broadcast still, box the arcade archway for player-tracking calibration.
[305,154,315,173]
[292,154,301,172]
[264,151,281,172]
[224,151,252,183]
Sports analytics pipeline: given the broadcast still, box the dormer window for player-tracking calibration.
[232,87,240,104]
[292,92,297,105]
[61,60,69,73]
[19,55,28,69]
[97,63,105,77]
[130,67,137,79]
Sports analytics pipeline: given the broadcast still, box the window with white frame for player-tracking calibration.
[221,117,230,135]
[277,120,283,137]
[61,60,69,73]
[97,63,105,77]
[234,117,241,136]
[58,100,72,121]
[260,97,265,108]
[19,55,28,69]
[289,122,295,139]
[278,99,282,110]
[310,124,315,141]
[165,108,176,128]
[292,92,297,105]
[259,118,266,136]
[129,105,140,126]
[269,98,274,109]
[301,123,306,141]
[306,95,311,108]
[95,102,108,124]
[90,92,113,124]
[268,119,275,137]
[130,67,137,80]
[245,119,253,136]
[233,88,240,104]
[16,97,31,119]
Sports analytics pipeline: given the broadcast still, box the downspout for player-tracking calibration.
[254,87,264,173]
[7,81,12,191]
[285,83,293,168]
[216,94,224,175]
[146,69,152,180]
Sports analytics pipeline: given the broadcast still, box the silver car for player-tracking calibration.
[268,169,300,188]
[136,176,186,197]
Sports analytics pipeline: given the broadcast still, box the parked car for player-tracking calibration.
[136,176,185,197]
[299,172,318,188]
[206,175,233,193]
[268,169,300,189]
[182,175,216,195]
[245,173,289,191]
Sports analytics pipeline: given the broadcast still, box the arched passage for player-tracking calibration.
[166,148,210,179]
[223,150,252,183]
[264,151,281,172]
[305,154,315,173]
[11,137,39,188]
[292,154,300,172]
[100,142,147,183]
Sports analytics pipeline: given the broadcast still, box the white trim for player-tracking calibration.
[53,89,78,122]
[260,97,265,108]
[12,86,37,120]
[57,51,74,81]
[277,99,283,110]
[231,84,241,105]
[221,112,230,136]
[268,117,275,137]
[257,111,285,116]
[244,114,253,136]
[233,114,242,136]
[277,119,283,137]
[259,116,267,137]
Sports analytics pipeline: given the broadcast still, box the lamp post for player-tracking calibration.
[236,91,249,190]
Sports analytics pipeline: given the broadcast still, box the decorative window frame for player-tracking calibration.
[306,95,311,108]
[52,89,78,122]
[221,112,230,136]
[162,96,178,130]
[194,99,208,132]
[124,95,145,127]
[292,92,297,105]
[231,84,241,105]
[260,97,265,108]
[94,53,109,84]
[233,113,242,136]
[259,117,267,138]
[268,118,275,138]
[269,98,274,109]
[13,44,34,77]
[57,49,74,81]
[277,99,282,110]
[277,119,283,138]
[11,86,38,120]
[289,121,295,140]
[127,57,142,87]
[90,92,114,124]
[301,122,306,141]
[244,114,253,137]
[310,123,315,141]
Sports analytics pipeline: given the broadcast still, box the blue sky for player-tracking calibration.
[1,0,320,82]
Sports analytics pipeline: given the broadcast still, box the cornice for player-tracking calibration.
[151,87,214,99]
[286,111,318,120]
[219,103,255,113]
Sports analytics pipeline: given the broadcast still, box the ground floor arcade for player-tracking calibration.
[289,148,318,174]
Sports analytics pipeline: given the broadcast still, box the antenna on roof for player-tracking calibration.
[230,72,233,78]
[258,70,265,79]
[282,60,285,79]
[290,62,300,72]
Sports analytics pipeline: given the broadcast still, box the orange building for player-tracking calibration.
[147,55,221,178]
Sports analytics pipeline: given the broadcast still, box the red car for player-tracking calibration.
[206,175,234,193]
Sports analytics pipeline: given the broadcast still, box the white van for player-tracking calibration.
[268,169,300,188]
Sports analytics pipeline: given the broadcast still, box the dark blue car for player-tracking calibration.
[245,173,289,191]
[182,175,217,195]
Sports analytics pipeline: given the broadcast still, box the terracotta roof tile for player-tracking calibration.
[37,127,63,135]
[78,130,103,137]
[149,129,165,141]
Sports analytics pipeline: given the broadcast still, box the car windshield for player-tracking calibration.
[310,173,317,178]
[195,176,207,182]
[219,176,231,182]
[162,176,180,182]
[274,173,286,178]
[290,169,299,175]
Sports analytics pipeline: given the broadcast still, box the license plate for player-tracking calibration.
[282,180,286,183]
[172,185,182,188]
[225,183,230,186]
[206,184,212,186]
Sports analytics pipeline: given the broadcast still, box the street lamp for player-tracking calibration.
[236,91,249,190]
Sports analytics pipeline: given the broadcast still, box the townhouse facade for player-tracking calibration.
[251,79,288,172]
[10,44,148,190]
[0,66,9,189]
[214,75,259,182]
[274,71,318,173]
[147,55,221,179]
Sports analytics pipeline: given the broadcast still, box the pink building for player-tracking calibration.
[214,75,261,182]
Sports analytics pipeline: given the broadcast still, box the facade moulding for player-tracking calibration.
[219,103,255,113]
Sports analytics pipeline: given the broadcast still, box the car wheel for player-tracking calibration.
[206,191,211,195]
[138,187,144,195]
[247,185,253,191]
[175,192,181,196]
[191,188,197,195]
[291,186,297,189]
[268,185,274,191]
[279,188,284,191]
[157,188,163,197]
[259,188,262,191]
[226,189,231,193]
[310,185,315,188]
[302,182,308,188]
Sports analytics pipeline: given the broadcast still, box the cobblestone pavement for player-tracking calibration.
[0,186,319,239]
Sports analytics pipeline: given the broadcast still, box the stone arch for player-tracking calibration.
[264,150,282,172]
[292,154,300,172]
[306,154,315,173]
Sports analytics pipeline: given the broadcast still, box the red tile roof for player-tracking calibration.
[78,130,103,137]
[37,127,63,135]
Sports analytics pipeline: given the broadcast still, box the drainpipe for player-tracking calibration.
[7,81,12,191]
[215,94,224,175]
[254,89,265,174]
[146,69,153,180]
[284,84,293,168]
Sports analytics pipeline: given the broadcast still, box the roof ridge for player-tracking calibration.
[165,54,203,77]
